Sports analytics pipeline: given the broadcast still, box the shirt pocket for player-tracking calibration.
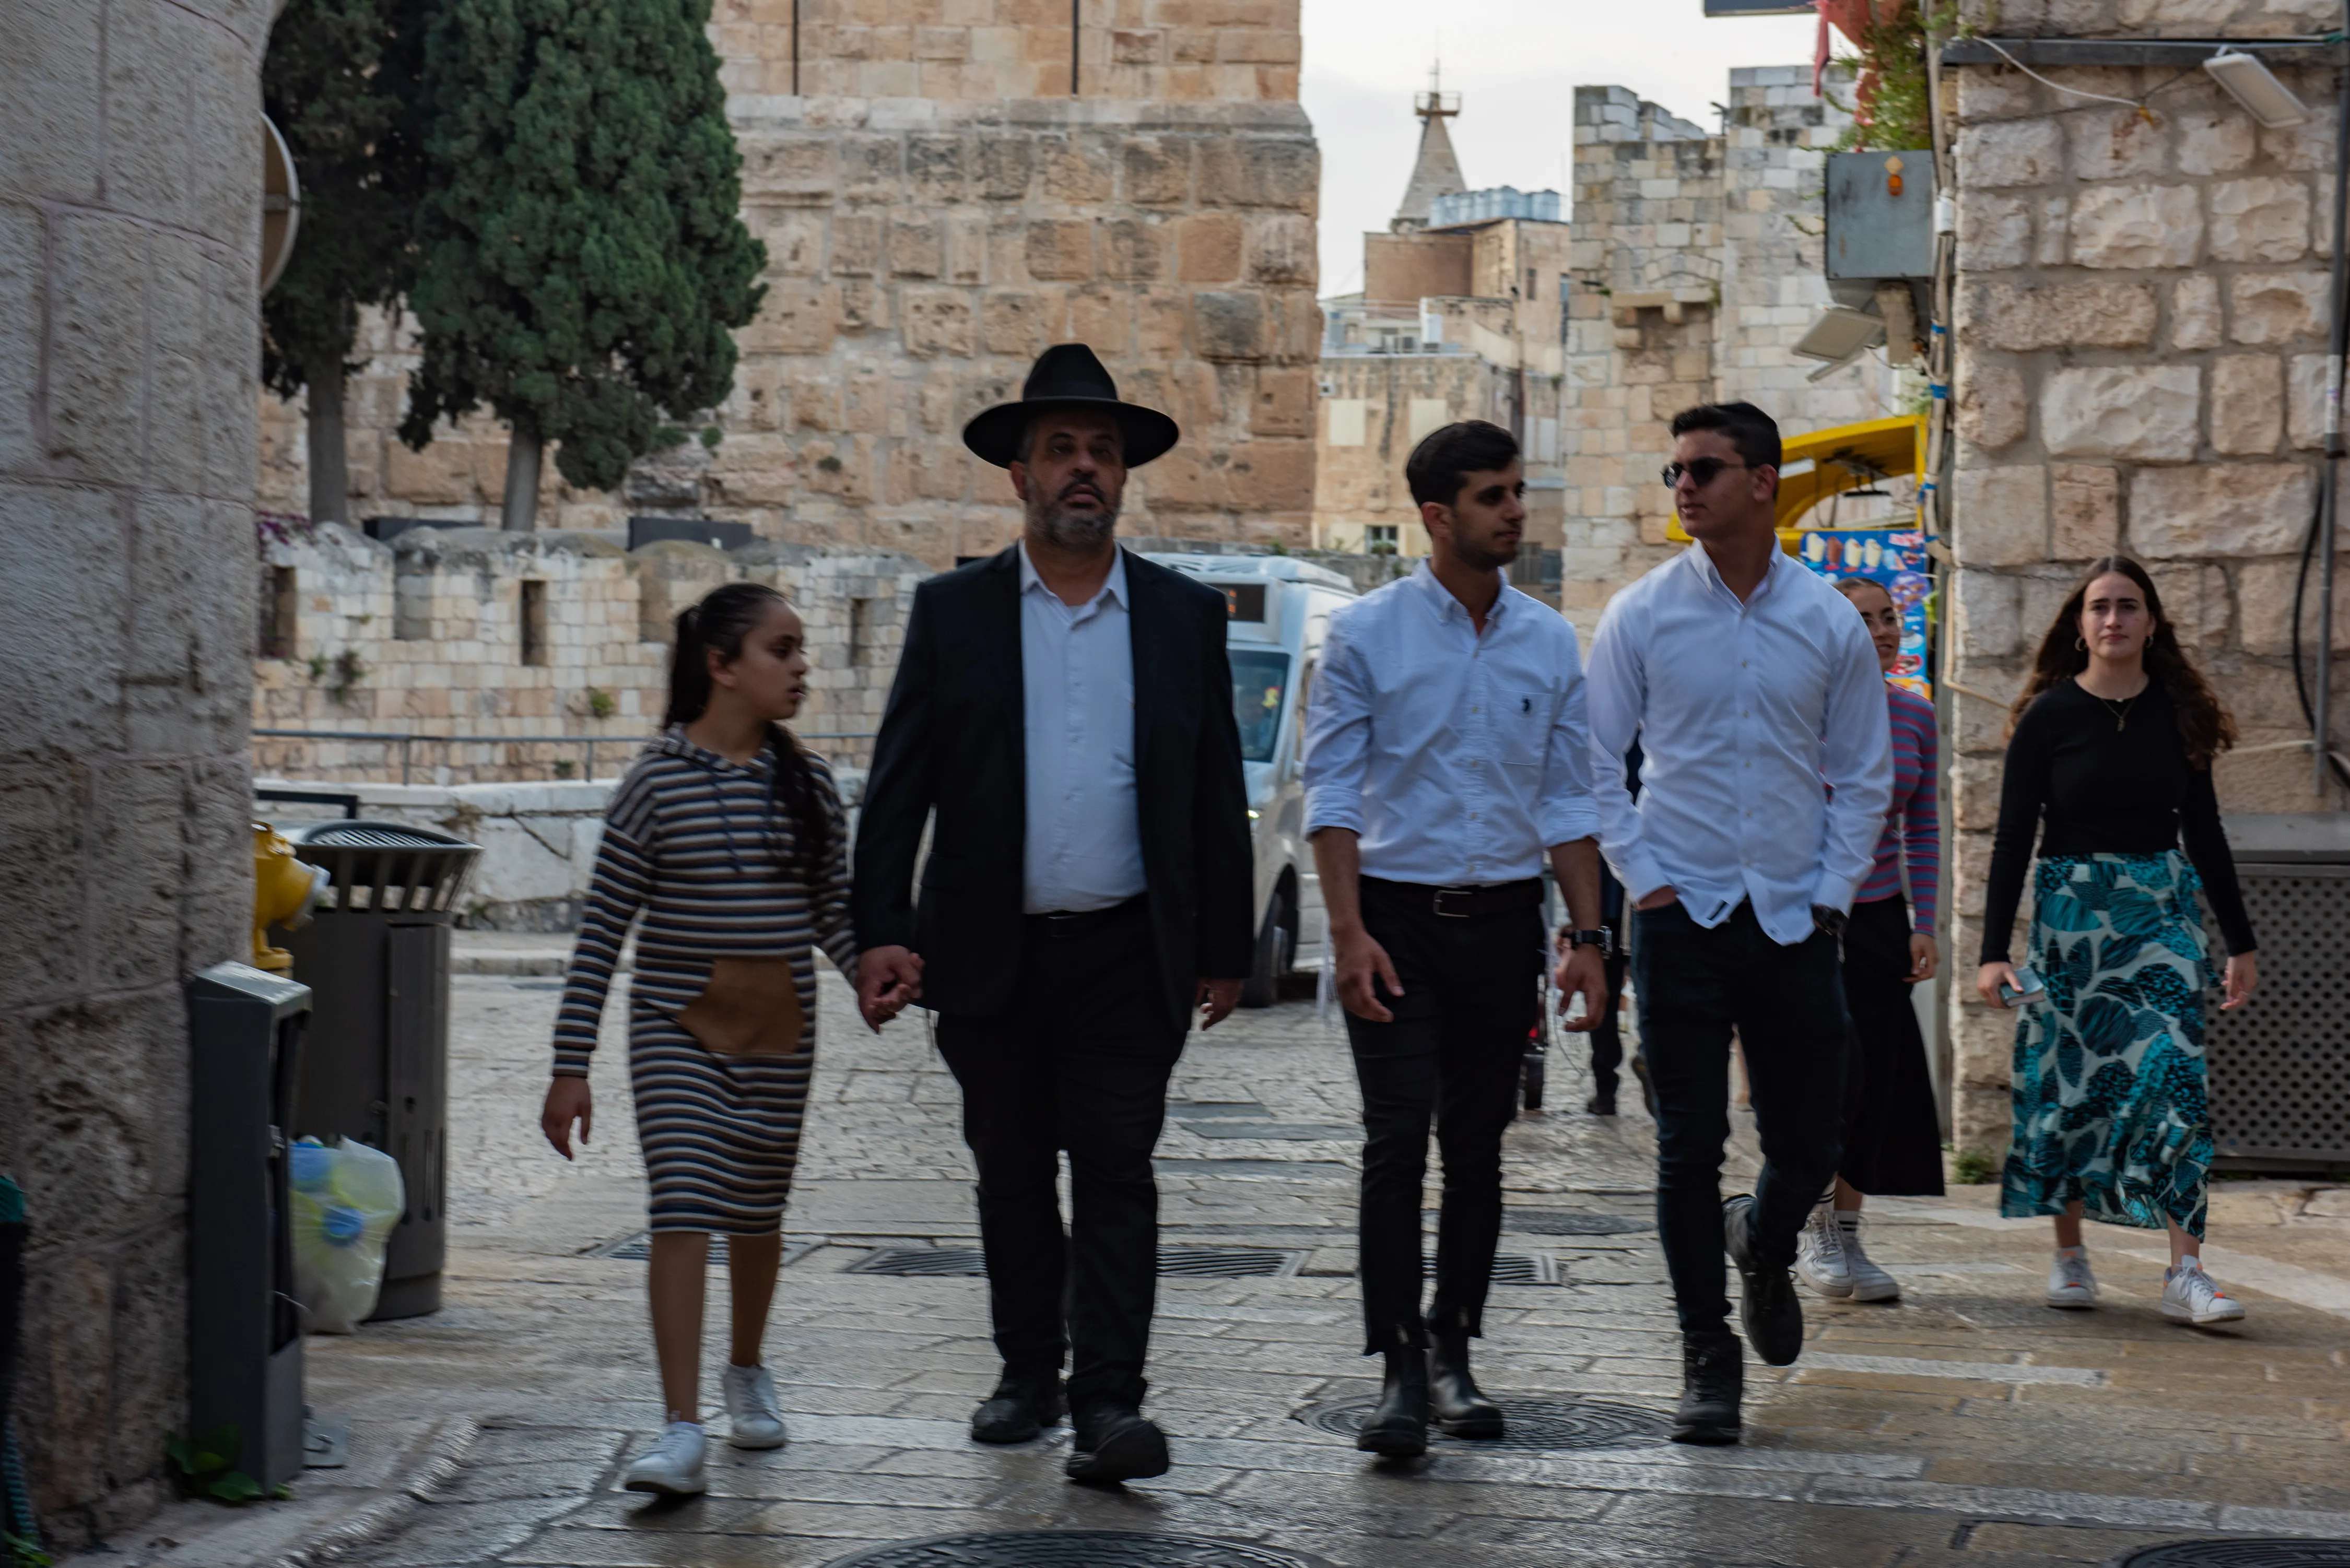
[1496,689,1550,770]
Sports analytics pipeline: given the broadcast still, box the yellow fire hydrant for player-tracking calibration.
[252,822,330,973]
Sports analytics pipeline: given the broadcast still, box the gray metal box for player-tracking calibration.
[188,961,311,1492]
[1825,150,1937,281]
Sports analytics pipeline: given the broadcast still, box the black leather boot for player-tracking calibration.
[1428,1333,1503,1439]
[1673,1333,1743,1446]
[970,1367,1065,1444]
[1355,1349,1429,1458]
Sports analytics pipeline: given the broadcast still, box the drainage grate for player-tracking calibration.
[820,1530,1333,1567]
[1167,1102,1275,1119]
[848,1246,1308,1279]
[1297,1393,1671,1452]
[1185,1123,1359,1141]
[1504,1208,1652,1235]
[2113,1543,2350,1567]
[1415,1252,1560,1286]
[584,1233,824,1266]
[1153,1158,1349,1178]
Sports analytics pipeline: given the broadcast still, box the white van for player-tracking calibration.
[1144,554,1359,1006]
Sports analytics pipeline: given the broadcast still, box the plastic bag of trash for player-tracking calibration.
[288,1136,404,1334]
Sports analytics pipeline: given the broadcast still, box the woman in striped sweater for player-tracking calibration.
[1796,576,1946,1305]
[539,583,867,1496]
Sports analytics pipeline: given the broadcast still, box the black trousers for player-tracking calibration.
[1838,894,1946,1196]
[1587,940,1631,1098]
[1630,899,1850,1340]
[933,897,1183,1412]
[1344,878,1542,1354]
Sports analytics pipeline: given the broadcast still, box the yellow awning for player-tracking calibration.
[1666,414,1926,552]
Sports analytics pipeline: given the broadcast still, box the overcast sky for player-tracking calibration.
[1300,0,1826,297]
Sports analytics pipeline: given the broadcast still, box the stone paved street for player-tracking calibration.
[82,968,2350,1568]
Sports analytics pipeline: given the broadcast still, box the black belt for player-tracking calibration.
[1025,893,1147,938]
[1362,876,1543,919]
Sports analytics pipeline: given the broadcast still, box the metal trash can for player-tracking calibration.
[2205,813,2350,1173]
[277,821,480,1319]
[187,961,311,1490]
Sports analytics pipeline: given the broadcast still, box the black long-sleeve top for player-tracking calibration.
[1980,679,2256,963]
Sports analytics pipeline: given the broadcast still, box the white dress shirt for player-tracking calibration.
[1303,561,1601,886]
[1583,544,1893,945]
[1019,542,1146,914]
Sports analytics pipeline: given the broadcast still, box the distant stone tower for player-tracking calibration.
[1390,66,1466,234]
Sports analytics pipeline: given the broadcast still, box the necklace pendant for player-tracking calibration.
[2116,714,2125,731]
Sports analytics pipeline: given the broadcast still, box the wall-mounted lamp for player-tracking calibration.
[2203,49,2311,129]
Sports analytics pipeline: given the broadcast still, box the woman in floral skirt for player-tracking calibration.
[1978,557,2258,1325]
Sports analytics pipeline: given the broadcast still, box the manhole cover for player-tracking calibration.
[1296,1393,1670,1451]
[847,1246,1306,1279]
[819,1529,1333,1567]
[2113,1543,2350,1567]
[1505,1208,1653,1235]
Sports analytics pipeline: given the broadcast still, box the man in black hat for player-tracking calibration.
[852,343,1255,1483]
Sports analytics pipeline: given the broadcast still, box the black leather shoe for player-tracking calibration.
[970,1370,1064,1444]
[1672,1333,1743,1445]
[1356,1349,1429,1458]
[1584,1092,1617,1116]
[1723,1194,1804,1366]
[1063,1404,1170,1483]
[1629,1053,1660,1119]
[1428,1334,1502,1439]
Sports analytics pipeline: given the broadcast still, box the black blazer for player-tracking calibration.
[851,545,1256,1034]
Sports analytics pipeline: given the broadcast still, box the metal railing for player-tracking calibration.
[252,727,879,786]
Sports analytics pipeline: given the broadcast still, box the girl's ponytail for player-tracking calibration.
[664,602,713,728]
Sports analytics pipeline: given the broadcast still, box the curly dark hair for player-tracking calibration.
[2011,555,2237,768]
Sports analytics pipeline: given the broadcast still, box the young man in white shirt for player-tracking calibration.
[1305,420,1609,1459]
[1582,402,1892,1446]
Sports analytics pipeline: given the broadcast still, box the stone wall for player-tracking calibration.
[253,525,926,785]
[0,0,270,1547]
[1560,68,1884,624]
[1943,21,2350,1154]
[256,6,1321,568]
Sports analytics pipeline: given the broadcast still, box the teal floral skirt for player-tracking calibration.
[2001,852,2217,1239]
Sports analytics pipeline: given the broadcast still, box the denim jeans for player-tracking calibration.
[1630,899,1851,1340]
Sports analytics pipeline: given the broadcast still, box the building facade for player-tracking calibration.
[256,2,1322,565]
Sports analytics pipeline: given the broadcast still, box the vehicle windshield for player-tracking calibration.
[1229,650,1290,763]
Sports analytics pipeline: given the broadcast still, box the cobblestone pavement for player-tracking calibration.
[93,969,2350,1568]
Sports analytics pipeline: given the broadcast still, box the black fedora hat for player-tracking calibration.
[961,343,1180,468]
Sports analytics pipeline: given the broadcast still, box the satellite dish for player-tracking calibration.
[261,114,301,293]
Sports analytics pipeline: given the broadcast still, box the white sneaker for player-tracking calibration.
[1836,1211,1900,1302]
[2046,1247,2098,1310]
[1794,1199,1853,1298]
[723,1362,789,1450]
[2161,1259,2247,1327]
[622,1421,708,1495]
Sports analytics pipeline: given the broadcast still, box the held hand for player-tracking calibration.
[1908,933,1939,984]
[1196,977,1242,1030]
[1635,886,1679,912]
[542,1076,593,1161]
[1976,961,2019,1010]
[1552,944,1608,1033]
[1333,925,1402,1023]
[2220,951,2258,1010]
[857,944,925,1032]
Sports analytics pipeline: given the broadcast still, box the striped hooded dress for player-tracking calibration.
[553,728,857,1234]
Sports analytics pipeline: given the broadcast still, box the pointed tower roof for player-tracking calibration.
[1392,73,1465,234]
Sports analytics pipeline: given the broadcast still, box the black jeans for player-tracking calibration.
[933,897,1183,1412]
[1587,940,1631,1098]
[1630,899,1850,1340]
[1344,878,1542,1354]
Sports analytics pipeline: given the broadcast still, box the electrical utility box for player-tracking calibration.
[189,961,312,1493]
[1825,150,1937,281]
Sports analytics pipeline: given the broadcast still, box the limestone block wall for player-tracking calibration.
[253,527,924,786]
[257,8,1321,568]
[1943,38,2350,1156]
[1559,69,1874,626]
[0,0,269,1547]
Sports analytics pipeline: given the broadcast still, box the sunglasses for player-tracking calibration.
[1661,458,1753,488]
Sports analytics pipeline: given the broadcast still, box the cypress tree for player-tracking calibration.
[261,0,427,526]
[400,0,765,530]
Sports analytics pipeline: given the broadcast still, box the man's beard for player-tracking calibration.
[1028,484,1121,549]
[1452,532,1519,574]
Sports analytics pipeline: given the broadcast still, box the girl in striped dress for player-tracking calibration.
[1796,577,1945,1305]
[538,582,859,1496]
